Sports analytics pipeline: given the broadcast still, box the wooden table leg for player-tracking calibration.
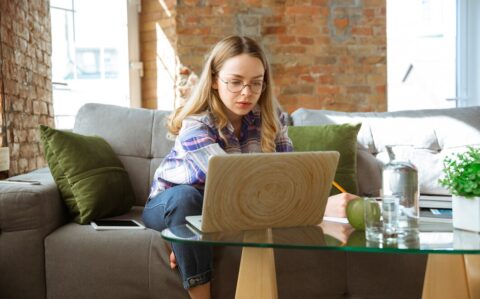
[464,255,480,298]
[422,254,480,299]
[235,229,278,299]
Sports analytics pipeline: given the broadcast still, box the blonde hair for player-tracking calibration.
[168,35,282,153]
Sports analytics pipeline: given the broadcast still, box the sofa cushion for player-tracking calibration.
[0,168,65,299]
[288,123,361,195]
[40,125,135,224]
[44,207,189,299]
[291,107,480,196]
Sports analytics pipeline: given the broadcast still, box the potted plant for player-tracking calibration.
[440,146,480,232]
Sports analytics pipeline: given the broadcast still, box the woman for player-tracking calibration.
[143,35,357,299]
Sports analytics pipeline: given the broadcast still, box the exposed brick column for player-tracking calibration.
[139,0,178,110]
[0,0,53,176]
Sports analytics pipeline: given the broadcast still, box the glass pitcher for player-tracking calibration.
[381,145,420,240]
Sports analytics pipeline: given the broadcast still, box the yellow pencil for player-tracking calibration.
[332,181,347,193]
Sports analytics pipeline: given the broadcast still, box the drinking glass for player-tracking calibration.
[364,196,400,243]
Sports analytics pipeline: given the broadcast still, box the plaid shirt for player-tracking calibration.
[149,106,293,199]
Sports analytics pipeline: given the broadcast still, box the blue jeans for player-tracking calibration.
[142,185,212,289]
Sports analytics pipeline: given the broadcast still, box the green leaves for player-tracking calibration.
[440,146,480,198]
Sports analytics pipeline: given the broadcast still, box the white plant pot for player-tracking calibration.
[452,195,480,232]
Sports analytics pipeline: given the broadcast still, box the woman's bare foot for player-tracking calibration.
[169,250,210,298]
[188,282,211,299]
[170,251,177,269]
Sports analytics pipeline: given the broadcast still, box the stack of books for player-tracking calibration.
[419,195,452,210]
[419,195,453,232]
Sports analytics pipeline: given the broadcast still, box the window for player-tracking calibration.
[387,0,480,110]
[387,0,456,111]
[50,0,141,129]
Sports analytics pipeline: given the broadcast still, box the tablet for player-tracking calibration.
[90,219,146,230]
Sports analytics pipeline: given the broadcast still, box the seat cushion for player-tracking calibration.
[40,125,135,224]
[44,207,188,299]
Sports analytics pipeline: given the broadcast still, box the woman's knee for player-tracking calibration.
[166,185,203,215]
[147,185,202,228]
[142,191,168,231]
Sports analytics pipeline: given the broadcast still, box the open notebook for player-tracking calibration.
[186,151,339,233]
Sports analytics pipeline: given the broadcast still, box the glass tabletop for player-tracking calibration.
[161,220,480,255]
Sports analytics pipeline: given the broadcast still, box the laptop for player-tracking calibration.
[186,151,339,233]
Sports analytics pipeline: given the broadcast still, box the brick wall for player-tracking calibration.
[0,0,53,176]
[0,0,385,175]
[140,0,386,113]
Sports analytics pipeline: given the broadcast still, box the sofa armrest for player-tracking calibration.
[0,167,67,299]
[0,167,67,233]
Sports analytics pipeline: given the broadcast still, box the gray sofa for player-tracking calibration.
[1,103,479,299]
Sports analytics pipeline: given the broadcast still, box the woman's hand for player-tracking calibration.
[324,193,359,218]
[170,251,177,269]
[320,220,355,244]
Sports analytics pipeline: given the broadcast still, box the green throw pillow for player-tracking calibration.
[40,125,135,224]
[288,123,361,196]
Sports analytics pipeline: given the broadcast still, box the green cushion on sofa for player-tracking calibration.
[39,125,135,224]
[288,123,361,195]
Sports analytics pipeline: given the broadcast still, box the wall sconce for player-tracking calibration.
[0,10,9,173]
[0,147,9,172]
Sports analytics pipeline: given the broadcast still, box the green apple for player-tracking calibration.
[346,197,366,230]
[346,230,366,246]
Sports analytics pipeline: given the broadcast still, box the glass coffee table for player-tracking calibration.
[162,220,480,299]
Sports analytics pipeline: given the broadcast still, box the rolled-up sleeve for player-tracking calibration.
[179,118,226,175]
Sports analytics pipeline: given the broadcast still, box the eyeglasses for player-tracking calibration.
[219,78,266,94]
